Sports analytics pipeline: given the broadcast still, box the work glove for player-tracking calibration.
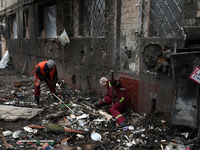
[35,96,39,105]
[39,75,45,81]
[53,76,58,87]
[110,80,116,86]
[94,102,101,108]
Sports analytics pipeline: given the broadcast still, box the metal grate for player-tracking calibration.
[72,0,79,37]
[71,0,105,37]
[138,0,184,37]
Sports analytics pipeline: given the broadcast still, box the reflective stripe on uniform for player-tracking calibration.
[34,76,40,82]
[109,81,111,87]
[35,82,40,86]
[119,97,124,103]
[34,76,41,86]
[116,114,122,119]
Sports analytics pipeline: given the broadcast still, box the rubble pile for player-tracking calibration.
[0,68,199,150]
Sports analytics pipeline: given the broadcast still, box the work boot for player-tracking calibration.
[118,121,128,128]
[35,96,39,105]
[94,102,101,108]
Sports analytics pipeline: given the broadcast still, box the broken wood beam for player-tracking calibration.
[63,116,70,127]
[0,128,9,149]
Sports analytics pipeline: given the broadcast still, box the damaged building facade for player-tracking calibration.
[0,0,199,118]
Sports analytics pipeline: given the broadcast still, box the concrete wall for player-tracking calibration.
[1,0,198,115]
[116,0,185,114]
[4,0,117,95]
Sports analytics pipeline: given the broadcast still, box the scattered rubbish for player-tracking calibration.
[99,111,113,122]
[76,134,84,140]
[78,120,84,127]
[132,128,145,134]
[76,114,89,120]
[0,128,9,149]
[45,123,65,133]
[17,140,55,143]
[2,131,12,137]
[58,29,70,45]
[123,126,128,131]
[128,125,134,130]
[91,132,103,142]
[12,130,26,138]
[52,93,74,113]
[0,105,43,121]
[0,51,10,69]
[23,126,33,132]
[0,69,199,149]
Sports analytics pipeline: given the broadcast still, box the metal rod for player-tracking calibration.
[111,70,114,106]
[52,93,74,113]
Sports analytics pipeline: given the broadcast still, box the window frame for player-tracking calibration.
[23,9,30,38]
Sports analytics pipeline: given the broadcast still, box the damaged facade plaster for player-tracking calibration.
[0,0,200,115]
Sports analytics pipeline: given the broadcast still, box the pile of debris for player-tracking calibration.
[0,68,199,150]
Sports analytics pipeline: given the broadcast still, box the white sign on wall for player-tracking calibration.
[189,66,200,84]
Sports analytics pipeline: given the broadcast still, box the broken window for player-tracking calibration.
[1,0,4,7]
[72,0,105,37]
[138,0,184,37]
[8,14,17,39]
[38,4,57,38]
[23,9,30,38]
[0,18,6,34]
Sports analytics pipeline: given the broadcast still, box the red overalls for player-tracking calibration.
[34,61,56,97]
[99,79,130,125]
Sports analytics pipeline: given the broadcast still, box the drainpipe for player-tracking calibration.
[116,0,121,69]
[18,0,23,71]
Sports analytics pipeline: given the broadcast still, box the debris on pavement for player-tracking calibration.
[0,105,43,121]
[0,68,199,150]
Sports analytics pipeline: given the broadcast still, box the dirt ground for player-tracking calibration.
[0,68,199,150]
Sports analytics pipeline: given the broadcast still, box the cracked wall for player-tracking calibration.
[3,0,200,114]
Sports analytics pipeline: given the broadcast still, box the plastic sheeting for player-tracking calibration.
[0,50,10,68]
[46,5,57,38]
[13,17,17,38]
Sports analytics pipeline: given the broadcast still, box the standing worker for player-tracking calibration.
[95,77,130,127]
[34,59,58,105]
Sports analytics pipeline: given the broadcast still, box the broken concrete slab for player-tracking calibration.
[0,105,43,121]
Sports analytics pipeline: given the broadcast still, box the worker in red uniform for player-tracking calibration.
[34,59,58,105]
[95,77,130,127]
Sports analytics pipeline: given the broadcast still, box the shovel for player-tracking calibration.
[45,78,74,113]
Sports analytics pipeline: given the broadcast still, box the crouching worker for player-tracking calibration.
[34,59,58,105]
[94,77,130,128]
